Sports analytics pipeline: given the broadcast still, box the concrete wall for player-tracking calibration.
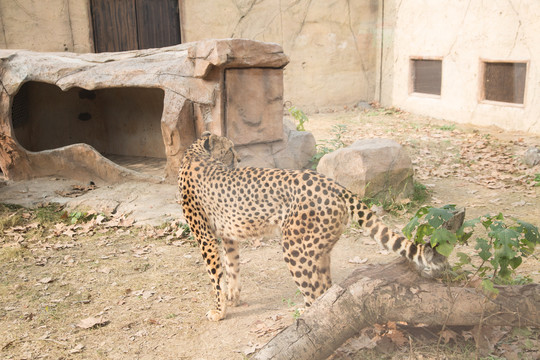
[380,0,540,134]
[0,0,380,113]
[0,0,93,52]
[181,0,380,112]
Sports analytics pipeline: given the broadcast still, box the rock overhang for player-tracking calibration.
[0,39,294,184]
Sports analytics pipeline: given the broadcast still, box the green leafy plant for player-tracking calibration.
[403,205,459,257]
[403,205,540,289]
[288,106,309,131]
[311,124,347,169]
[282,290,303,320]
[456,213,539,284]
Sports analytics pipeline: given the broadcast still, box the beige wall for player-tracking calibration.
[0,0,380,112]
[2,0,539,134]
[181,0,380,112]
[0,0,93,52]
[380,0,540,134]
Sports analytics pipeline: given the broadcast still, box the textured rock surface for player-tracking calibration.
[0,39,317,184]
[317,139,414,200]
[523,147,540,167]
[237,119,316,170]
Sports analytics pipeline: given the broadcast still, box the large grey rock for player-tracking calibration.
[272,119,316,169]
[236,143,276,169]
[523,147,540,167]
[317,139,414,200]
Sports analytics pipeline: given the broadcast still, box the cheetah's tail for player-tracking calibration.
[343,191,448,277]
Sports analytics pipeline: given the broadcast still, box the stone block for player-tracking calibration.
[236,143,276,169]
[225,68,284,146]
[317,138,414,200]
[273,129,316,170]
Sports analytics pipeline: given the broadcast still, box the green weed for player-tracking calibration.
[311,124,348,169]
[533,173,540,187]
[436,123,457,131]
[288,105,309,131]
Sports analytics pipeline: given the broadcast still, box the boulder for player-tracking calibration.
[272,119,316,169]
[317,139,414,201]
[523,146,540,167]
[236,142,276,169]
[237,119,316,170]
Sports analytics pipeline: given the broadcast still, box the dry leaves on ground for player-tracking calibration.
[342,110,539,193]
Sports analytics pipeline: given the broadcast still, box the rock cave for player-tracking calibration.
[0,39,315,184]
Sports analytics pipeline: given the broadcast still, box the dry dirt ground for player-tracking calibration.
[1,108,539,359]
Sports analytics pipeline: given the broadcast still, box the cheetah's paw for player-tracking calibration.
[206,309,225,321]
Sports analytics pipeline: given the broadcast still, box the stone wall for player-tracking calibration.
[0,0,93,53]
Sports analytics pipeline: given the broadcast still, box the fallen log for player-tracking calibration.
[253,258,540,360]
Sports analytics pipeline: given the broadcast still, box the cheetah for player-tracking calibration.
[178,132,448,321]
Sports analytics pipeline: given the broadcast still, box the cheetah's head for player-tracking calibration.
[419,245,449,278]
[201,132,239,169]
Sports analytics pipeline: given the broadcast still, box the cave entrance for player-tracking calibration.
[11,82,166,176]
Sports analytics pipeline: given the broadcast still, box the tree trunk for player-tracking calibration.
[253,259,540,360]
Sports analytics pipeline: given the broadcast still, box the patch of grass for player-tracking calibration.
[0,213,24,233]
[362,181,431,215]
[35,203,66,225]
[0,203,66,234]
[0,203,26,232]
[533,173,540,187]
[0,246,29,262]
[436,123,457,131]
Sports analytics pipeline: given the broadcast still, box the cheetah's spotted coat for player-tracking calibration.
[178,133,447,321]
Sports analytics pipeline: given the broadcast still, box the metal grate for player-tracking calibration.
[412,59,442,96]
[483,62,526,104]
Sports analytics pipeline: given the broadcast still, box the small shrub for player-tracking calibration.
[288,106,309,131]
[403,205,540,291]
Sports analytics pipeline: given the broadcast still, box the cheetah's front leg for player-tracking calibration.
[195,232,226,321]
[223,238,241,306]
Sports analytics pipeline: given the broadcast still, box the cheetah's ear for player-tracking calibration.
[201,132,213,152]
[203,137,211,152]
